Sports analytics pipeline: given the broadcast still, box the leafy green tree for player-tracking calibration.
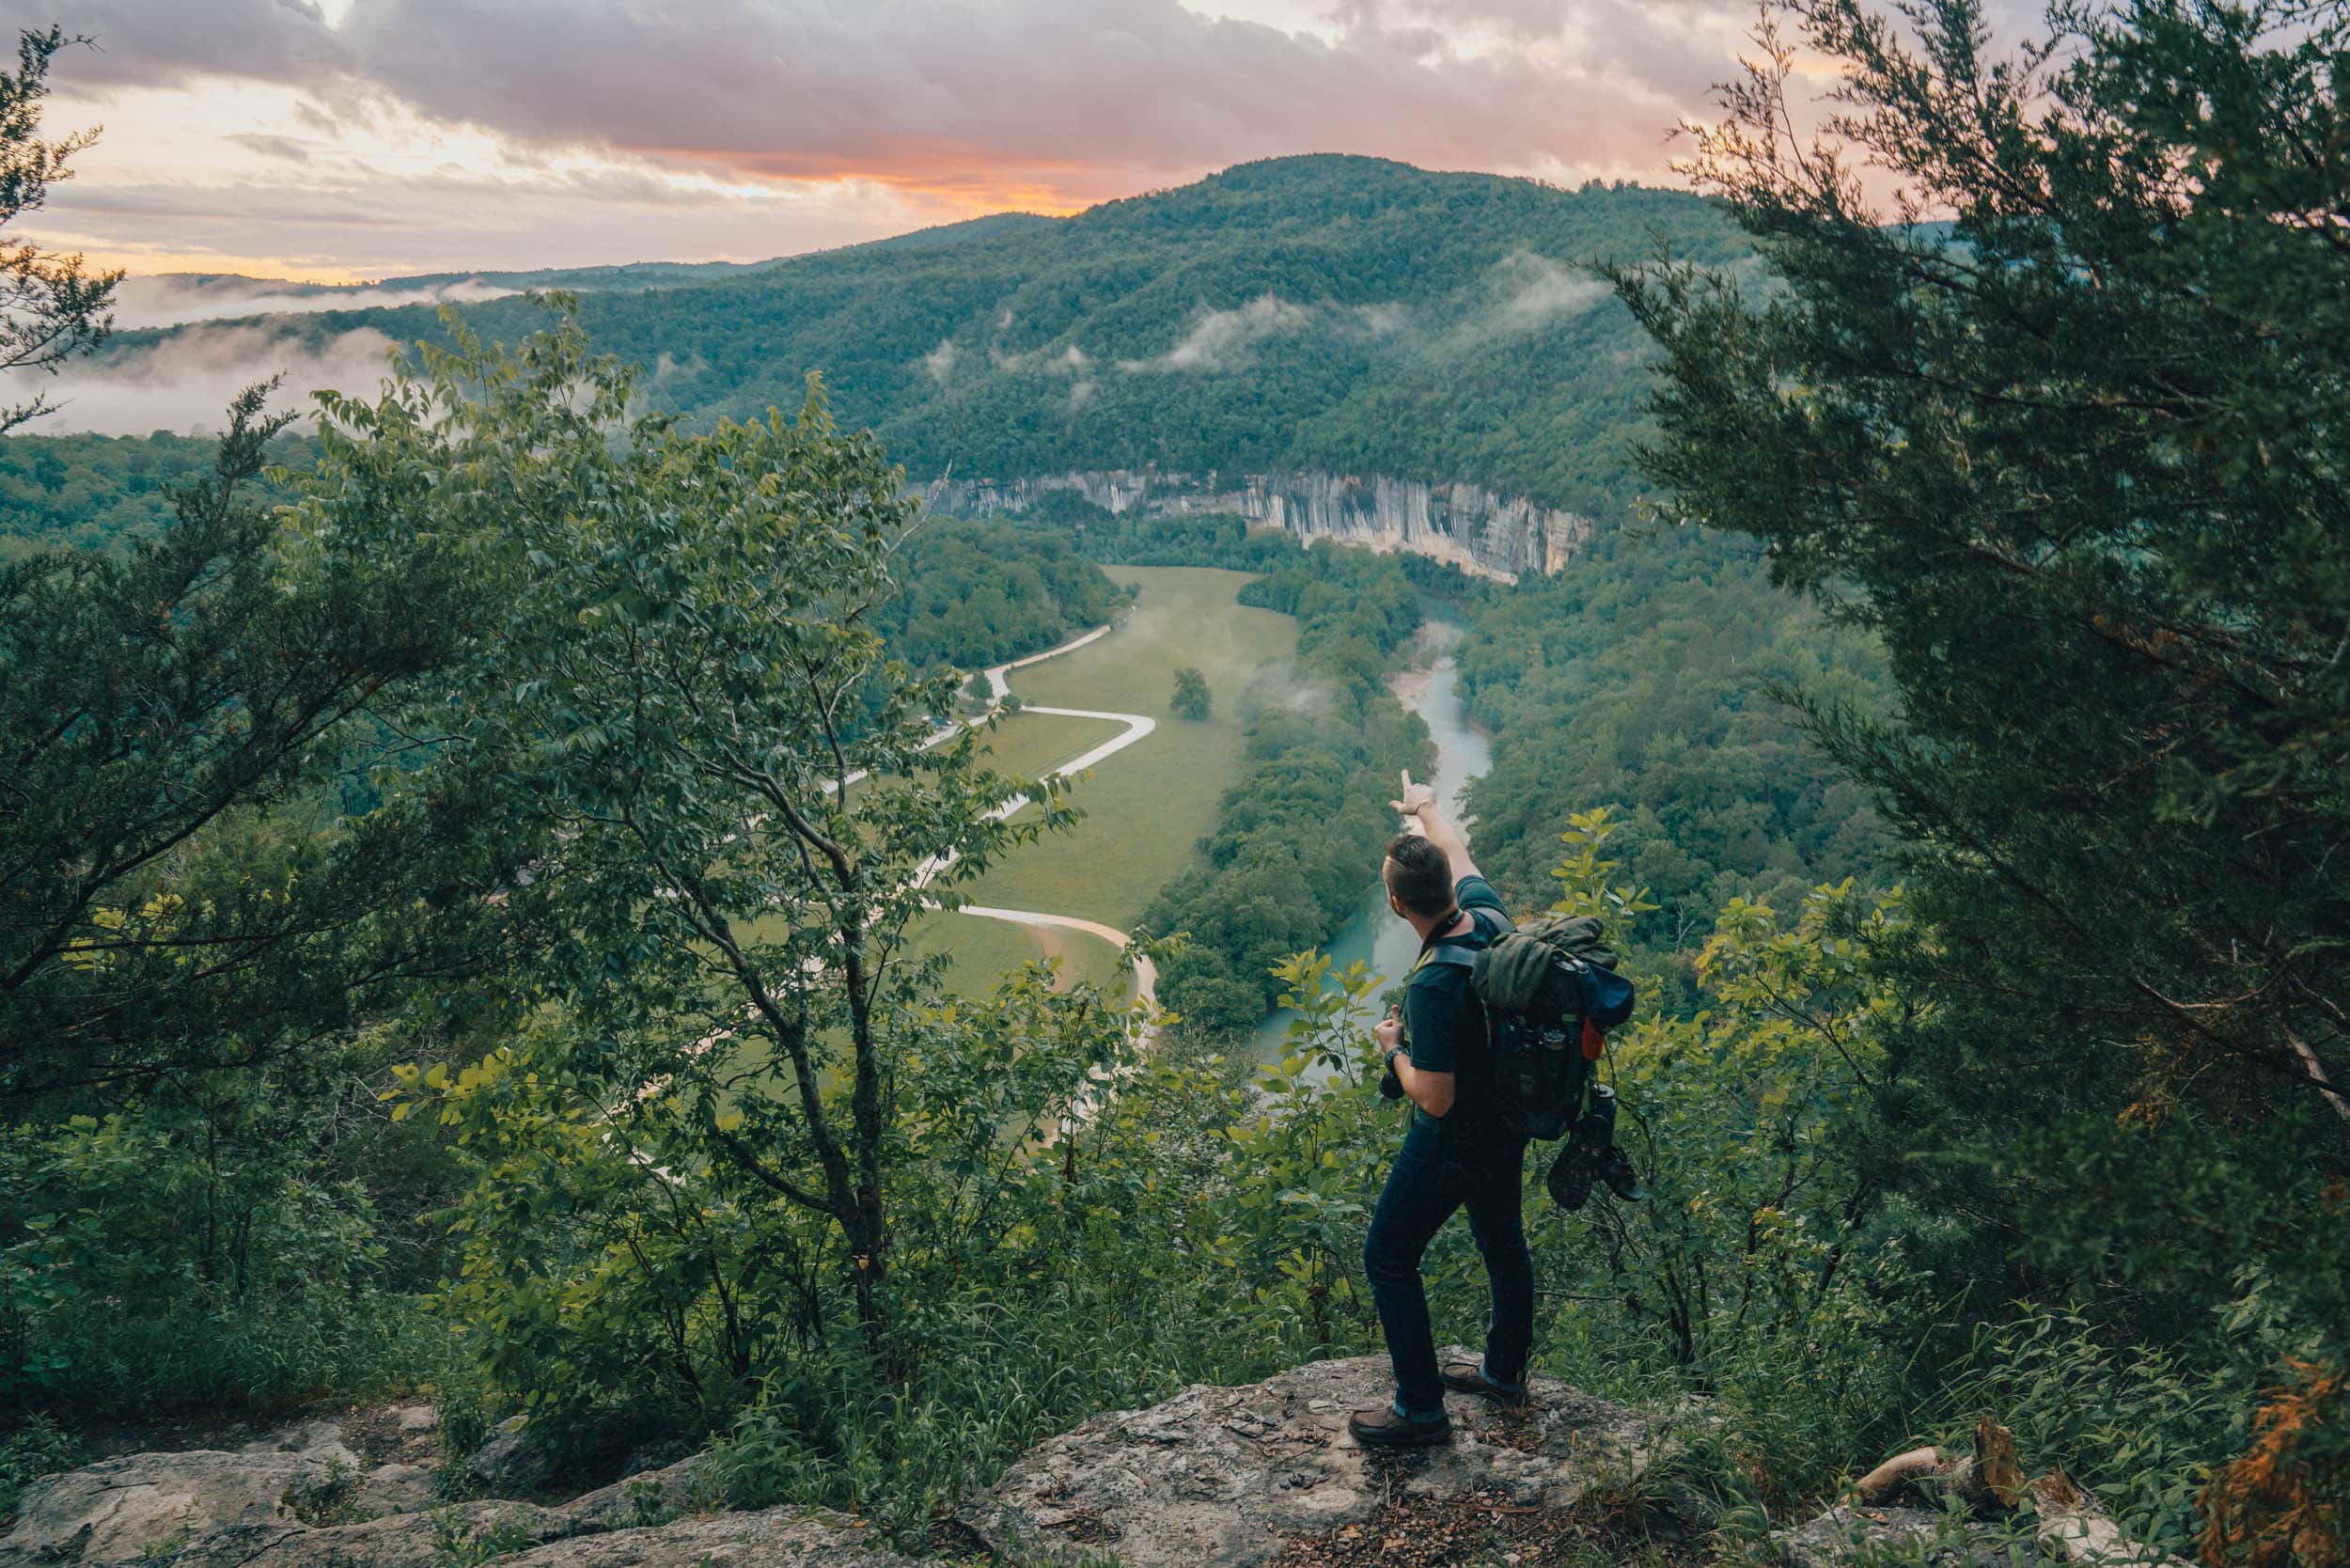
[0,27,118,435]
[1,1077,424,1414]
[0,385,517,1415]
[410,962,1135,1435]
[1170,666,1212,721]
[335,306,1100,1358]
[0,387,517,1107]
[1615,0,2349,1353]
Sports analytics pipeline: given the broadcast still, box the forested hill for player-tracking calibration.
[109,157,1747,525]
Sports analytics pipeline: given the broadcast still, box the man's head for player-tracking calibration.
[1384,834,1455,922]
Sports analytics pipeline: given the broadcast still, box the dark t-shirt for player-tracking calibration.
[1402,874,1511,1129]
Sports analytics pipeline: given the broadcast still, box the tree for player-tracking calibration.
[0,385,519,1106]
[0,27,119,435]
[335,306,1104,1358]
[1615,0,2348,1349]
[1171,666,1212,721]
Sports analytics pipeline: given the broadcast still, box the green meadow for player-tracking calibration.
[917,565,1298,993]
[959,709,1125,787]
[895,911,1123,996]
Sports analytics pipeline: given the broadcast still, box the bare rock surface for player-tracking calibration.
[467,1415,559,1495]
[387,1404,438,1435]
[1774,1502,2056,1567]
[489,1510,921,1567]
[0,1438,924,1568]
[0,1448,345,1565]
[238,1419,356,1461]
[155,1500,579,1568]
[963,1351,1662,1568]
[4,1357,1667,1568]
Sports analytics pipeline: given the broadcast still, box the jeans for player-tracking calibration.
[1361,1115,1533,1419]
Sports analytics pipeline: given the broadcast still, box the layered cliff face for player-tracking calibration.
[914,470,1593,581]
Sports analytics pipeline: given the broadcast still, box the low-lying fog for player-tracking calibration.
[0,275,512,437]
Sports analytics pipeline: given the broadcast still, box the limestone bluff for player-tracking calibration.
[914,469,1594,582]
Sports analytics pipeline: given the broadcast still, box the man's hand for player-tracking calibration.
[1390,770,1437,819]
[1373,1006,1404,1056]
[1388,767,1481,886]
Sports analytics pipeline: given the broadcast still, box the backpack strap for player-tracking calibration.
[1414,947,1478,973]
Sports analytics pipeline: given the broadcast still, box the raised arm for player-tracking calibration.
[1390,769,1480,885]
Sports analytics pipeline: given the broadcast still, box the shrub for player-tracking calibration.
[1936,1307,2245,1554]
[0,1107,436,1418]
[0,1413,78,1528]
[2201,1360,2350,1568]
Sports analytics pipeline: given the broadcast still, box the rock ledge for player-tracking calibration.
[962,1352,1663,1567]
[0,1417,917,1568]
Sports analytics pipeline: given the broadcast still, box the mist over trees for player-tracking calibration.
[83,157,1742,523]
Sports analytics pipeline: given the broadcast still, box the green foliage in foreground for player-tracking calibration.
[0,1415,78,1528]
[0,385,526,1106]
[1606,0,2350,1547]
[1618,0,2349,1374]
[1,1081,451,1414]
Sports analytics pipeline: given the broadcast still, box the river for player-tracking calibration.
[1248,609,1493,1063]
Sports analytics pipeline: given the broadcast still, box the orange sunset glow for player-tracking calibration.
[14,0,1795,283]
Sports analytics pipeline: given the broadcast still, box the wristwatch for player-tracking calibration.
[1383,1043,1407,1070]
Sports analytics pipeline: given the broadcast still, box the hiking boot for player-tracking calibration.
[1348,1403,1452,1448]
[1596,1144,1649,1202]
[1439,1358,1529,1406]
[1546,1143,1595,1211]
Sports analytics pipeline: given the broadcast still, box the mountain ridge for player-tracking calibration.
[90,156,1747,525]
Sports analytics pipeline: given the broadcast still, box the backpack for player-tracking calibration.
[1419,913,1635,1140]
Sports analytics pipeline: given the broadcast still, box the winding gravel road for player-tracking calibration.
[946,626,1161,1029]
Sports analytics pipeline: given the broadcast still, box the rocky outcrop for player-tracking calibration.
[0,1415,444,1566]
[8,1359,1686,1568]
[0,1419,916,1568]
[960,1352,1663,1567]
[913,470,1595,581]
[485,1511,916,1567]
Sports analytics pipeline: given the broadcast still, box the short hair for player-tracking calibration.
[1384,834,1455,919]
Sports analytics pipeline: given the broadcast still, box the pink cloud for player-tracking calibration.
[50,0,1710,207]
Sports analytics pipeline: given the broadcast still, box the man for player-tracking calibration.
[1350,770,1533,1448]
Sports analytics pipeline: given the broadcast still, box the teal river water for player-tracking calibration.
[1246,634,1493,1064]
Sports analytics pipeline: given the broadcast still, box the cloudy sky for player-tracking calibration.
[8,0,1762,282]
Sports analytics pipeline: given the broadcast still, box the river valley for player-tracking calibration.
[1248,610,1493,1063]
